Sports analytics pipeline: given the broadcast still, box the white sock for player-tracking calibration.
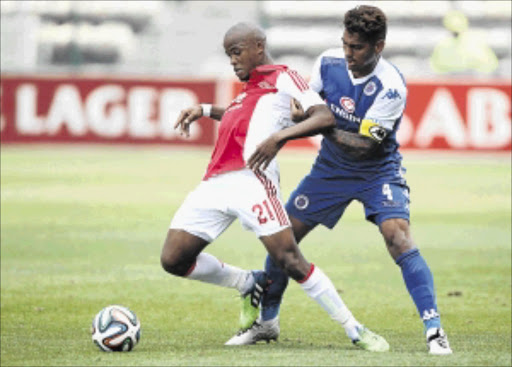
[185,252,251,294]
[299,264,362,340]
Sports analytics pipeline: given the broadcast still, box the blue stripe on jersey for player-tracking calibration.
[388,60,407,88]
[318,55,404,172]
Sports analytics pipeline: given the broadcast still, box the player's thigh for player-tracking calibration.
[360,179,410,226]
[285,175,352,229]
[170,180,236,243]
[289,215,316,244]
[234,170,292,238]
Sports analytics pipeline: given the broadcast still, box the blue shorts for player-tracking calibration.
[285,163,410,228]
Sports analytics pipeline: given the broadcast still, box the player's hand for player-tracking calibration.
[247,133,285,172]
[174,105,203,138]
[290,98,305,123]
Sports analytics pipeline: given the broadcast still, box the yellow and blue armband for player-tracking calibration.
[359,119,388,142]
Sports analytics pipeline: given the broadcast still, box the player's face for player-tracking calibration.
[342,30,383,78]
[224,37,260,82]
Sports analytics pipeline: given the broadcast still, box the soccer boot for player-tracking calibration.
[352,326,390,352]
[239,271,268,330]
[225,318,280,345]
[426,327,452,355]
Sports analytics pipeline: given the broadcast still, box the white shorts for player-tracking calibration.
[170,169,291,242]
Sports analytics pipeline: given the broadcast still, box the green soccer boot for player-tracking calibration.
[352,326,390,352]
[239,271,268,330]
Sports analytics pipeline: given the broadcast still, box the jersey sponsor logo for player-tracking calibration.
[233,92,247,104]
[294,194,309,210]
[363,81,377,96]
[381,200,402,207]
[225,92,247,113]
[340,97,355,113]
[382,89,401,100]
[258,81,274,90]
[330,103,361,124]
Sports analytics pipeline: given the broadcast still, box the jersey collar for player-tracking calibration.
[347,57,384,85]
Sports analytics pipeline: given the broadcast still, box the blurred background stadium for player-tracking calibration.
[0,0,511,151]
[1,0,511,78]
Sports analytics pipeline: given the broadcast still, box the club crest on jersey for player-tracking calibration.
[363,81,377,96]
[340,97,355,113]
[294,195,309,210]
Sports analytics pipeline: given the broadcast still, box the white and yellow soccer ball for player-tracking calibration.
[91,305,141,352]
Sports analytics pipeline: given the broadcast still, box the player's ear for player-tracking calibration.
[374,39,385,55]
[255,39,265,55]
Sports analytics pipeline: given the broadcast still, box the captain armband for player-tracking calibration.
[359,119,388,143]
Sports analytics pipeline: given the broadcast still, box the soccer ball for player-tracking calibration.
[91,305,141,352]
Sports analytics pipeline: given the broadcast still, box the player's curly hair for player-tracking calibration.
[344,5,387,44]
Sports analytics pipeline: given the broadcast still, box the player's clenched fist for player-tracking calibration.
[174,105,204,137]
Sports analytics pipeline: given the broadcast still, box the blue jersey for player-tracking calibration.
[285,49,410,227]
[310,48,407,172]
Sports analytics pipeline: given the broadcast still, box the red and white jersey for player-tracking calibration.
[203,64,324,180]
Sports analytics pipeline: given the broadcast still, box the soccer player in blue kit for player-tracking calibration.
[228,5,452,355]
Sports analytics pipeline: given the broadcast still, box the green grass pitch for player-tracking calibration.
[1,145,510,366]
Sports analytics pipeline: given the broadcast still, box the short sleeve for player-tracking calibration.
[309,53,323,93]
[275,69,324,113]
[365,87,407,130]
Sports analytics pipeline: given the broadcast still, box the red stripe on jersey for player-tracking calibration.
[286,70,309,92]
[255,171,289,226]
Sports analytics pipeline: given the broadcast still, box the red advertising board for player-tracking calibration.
[0,75,217,145]
[401,81,511,151]
[1,74,510,151]
[232,79,512,151]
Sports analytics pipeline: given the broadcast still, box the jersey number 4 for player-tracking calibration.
[252,200,275,224]
[383,184,393,201]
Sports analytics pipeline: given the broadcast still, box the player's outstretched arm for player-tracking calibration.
[174,105,225,137]
[288,98,383,160]
[247,104,335,171]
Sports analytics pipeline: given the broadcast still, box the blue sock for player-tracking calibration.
[395,248,441,331]
[261,255,289,321]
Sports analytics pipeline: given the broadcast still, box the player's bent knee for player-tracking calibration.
[160,229,206,276]
[160,253,182,275]
[380,218,415,258]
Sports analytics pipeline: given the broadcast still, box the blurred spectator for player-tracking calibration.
[430,10,499,74]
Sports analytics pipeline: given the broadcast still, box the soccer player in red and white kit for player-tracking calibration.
[161,23,388,351]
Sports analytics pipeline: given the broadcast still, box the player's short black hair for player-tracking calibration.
[344,5,387,44]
